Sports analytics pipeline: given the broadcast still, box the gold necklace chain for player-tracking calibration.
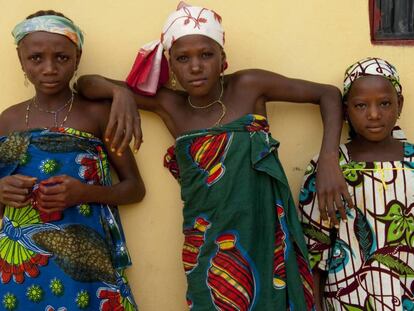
[25,92,75,128]
[187,77,226,126]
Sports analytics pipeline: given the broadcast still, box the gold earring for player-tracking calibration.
[24,73,29,87]
[171,73,177,90]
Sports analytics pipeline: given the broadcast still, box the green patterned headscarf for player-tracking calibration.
[12,15,84,50]
[343,57,402,98]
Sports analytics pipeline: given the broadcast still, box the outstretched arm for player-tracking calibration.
[77,75,161,154]
[240,69,352,226]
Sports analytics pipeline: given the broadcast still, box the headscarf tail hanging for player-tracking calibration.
[126,2,225,95]
[126,41,169,95]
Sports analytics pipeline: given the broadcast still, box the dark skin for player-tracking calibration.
[313,75,403,311]
[78,34,353,225]
[345,75,404,162]
[0,31,145,215]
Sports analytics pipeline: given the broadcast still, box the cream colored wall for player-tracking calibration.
[1,1,413,310]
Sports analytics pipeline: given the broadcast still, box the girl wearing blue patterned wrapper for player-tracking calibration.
[0,10,144,311]
[298,57,414,311]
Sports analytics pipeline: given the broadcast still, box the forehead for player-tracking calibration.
[348,75,397,97]
[19,31,76,51]
[170,34,221,52]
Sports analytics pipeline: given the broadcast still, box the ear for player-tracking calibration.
[397,94,404,116]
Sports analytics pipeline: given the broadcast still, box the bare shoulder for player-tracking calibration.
[157,87,184,107]
[0,101,29,135]
[70,96,111,138]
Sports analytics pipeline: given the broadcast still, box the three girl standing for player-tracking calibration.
[3,3,409,311]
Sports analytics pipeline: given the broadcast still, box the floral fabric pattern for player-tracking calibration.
[0,128,137,311]
[299,143,414,310]
[170,114,313,310]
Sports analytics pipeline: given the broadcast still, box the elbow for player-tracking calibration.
[132,180,146,203]
[324,84,342,99]
[316,84,342,106]
[136,184,146,202]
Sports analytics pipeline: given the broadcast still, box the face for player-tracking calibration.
[169,35,225,97]
[17,31,81,95]
[345,75,403,142]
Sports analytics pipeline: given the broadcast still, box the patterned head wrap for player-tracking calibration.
[126,1,225,95]
[12,15,84,50]
[343,57,402,98]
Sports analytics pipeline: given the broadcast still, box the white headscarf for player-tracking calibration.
[126,2,225,95]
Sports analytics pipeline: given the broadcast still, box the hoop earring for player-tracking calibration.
[70,70,78,93]
[170,73,177,90]
[24,73,29,87]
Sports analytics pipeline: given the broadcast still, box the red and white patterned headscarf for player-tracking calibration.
[126,2,225,95]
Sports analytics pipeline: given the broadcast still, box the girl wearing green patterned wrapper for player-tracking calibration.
[77,3,353,310]
[0,10,144,310]
[298,57,414,311]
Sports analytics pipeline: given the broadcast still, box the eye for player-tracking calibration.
[380,101,391,108]
[57,54,69,62]
[354,103,366,109]
[176,55,189,63]
[29,54,41,63]
[201,52,214,59]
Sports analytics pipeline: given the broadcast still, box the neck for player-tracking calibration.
[35,88,73,110]
[188,80,222,108]
[347,135,403,161]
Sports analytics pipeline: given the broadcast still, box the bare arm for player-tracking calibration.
[77,75,162,153]
[239,70,351,225]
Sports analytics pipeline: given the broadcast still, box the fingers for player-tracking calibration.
[326,194,339,228]
[117,117,133,155]
[4,195,31,208]
[110,121,125,154]
[35,191,66,208]
[317,193,329,222]
[39,183,65,195]
[342,190,354,209]
[41,176,65,186]
[334,193,347,221]
[133,116,143,153]
[11,174,37,188]
[105,113,117,143]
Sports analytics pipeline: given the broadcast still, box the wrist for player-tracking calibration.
[112,84,130,98]
[78,183,91,204]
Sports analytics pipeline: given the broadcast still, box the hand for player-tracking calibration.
[316,153,353,228]
[0,174,37,207]
[34,175,85,213]
[105,86,143,155]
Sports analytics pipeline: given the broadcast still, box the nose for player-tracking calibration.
[190,57,202,73]
[367,105,381,120]
[42,58,58,75]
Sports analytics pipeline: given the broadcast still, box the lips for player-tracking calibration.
[41,81,60,88]
[366,125,384,133]
[188,78,207,87]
